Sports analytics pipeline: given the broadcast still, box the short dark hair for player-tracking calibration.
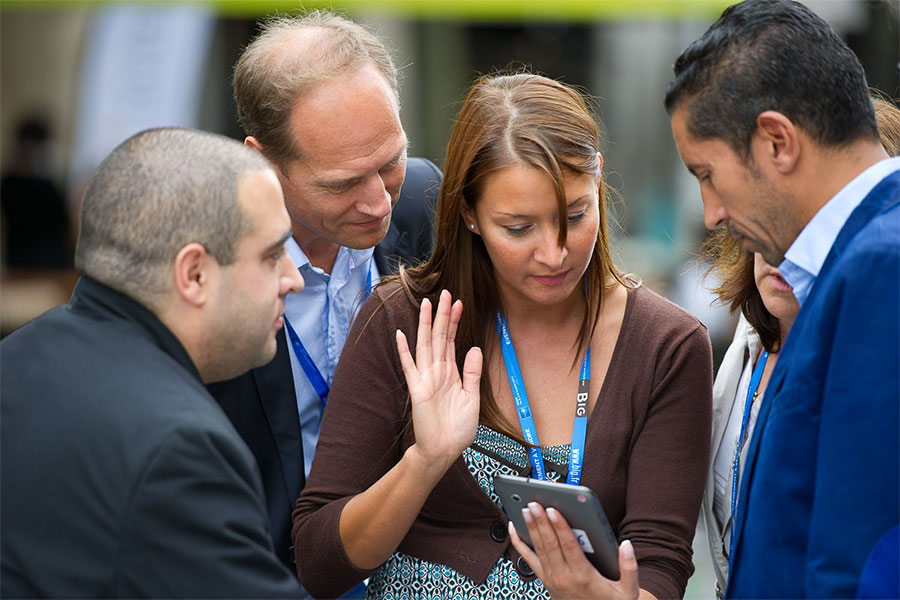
[75,128,273,308]
[665,0,879,158]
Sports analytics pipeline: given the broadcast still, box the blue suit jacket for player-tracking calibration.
[727,170,900,598]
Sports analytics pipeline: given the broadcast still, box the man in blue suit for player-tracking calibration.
[665,1,899,597]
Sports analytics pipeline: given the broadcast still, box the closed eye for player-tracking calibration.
[568,210,587,224]
[504,225,532,236]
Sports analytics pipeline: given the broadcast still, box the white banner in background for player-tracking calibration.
[68,4,215,196]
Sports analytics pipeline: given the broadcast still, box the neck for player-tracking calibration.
[499,286,587,334]
[796,139,889,227]
[774,316,795,354]
[154,302,210,380]
[292,225,341,273]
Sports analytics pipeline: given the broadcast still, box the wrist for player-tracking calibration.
[403,444,456,483]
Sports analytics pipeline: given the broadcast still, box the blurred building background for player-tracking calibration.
[2,0,897,344]
[1,0,898,594]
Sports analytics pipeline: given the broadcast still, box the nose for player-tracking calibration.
[534,228,568,269]
[702,190,728,230]
[357,173,393,219]
[280,256,304,295]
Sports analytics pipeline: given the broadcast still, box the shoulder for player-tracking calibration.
[395,157,442,217]
[820,203,898,310]
[627,282,709,343]
[349,280,420,343]
[842,203,899,263]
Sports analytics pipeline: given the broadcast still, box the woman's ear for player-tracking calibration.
[460,203,479,235]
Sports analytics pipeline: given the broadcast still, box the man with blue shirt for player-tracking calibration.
[665,0,899,597]
[207,11,440,581]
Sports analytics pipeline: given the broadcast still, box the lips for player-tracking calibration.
[534,271,569,286]
[353,216,386,230]
[768,271,793,293]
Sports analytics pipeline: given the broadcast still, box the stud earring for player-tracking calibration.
[469,223,476,231]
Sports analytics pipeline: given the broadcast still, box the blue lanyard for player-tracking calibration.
[283,259,375,406]
[495,310,590,485]
[728,349,768,567]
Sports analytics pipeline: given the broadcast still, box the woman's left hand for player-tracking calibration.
[508,502,643,600]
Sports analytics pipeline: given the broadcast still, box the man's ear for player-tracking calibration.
[244,136,264,153]
[172,242,216,307]
[755,111,801,174]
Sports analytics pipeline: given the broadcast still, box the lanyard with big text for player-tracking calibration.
[495,310,590,485]
[283,259,375,406]
[727,349,769,567]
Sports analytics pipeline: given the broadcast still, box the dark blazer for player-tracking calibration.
[727,170,900,598]
[0,277,301,599]
[207,157,441,571]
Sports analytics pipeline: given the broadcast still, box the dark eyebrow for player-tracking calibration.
[496,195,591,219]
[263,229,293,255]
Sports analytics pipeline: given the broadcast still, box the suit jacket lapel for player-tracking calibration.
[373,221,410,275]
[253,329,305,502]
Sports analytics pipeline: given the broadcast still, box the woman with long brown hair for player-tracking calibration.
[293,72,712,600]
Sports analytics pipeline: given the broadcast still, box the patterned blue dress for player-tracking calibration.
[365,425,571,600]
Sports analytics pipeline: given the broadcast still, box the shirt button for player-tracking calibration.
[490,519,508,542]
[516,555,535,578]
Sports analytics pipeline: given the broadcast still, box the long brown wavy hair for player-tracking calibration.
[376,72,629,442]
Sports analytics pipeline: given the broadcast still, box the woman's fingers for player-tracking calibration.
[430,290,452,364]
[462,346,483,399]
[508,520,544,578]
[523,502,569,575]
[547,507,587,559]
[617,540,640,598]
[396,329,421,391]
[415,297,433,369]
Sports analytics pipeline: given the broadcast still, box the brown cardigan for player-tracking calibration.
[292,282,713,599]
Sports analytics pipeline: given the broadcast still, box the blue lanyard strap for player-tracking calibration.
[283,257,375,406]
[728,349,769,567]
[284,316,329,406]
[495,310,590,485]
[363,258,374,301]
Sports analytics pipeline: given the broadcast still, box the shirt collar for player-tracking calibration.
[780,156,900,305]
[285,236,375,275]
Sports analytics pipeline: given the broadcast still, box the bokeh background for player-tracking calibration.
[3,0,898,339]
[1,1,897,590]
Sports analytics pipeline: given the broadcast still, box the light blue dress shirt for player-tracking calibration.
[283,237,379,479]
[780,157,900,306]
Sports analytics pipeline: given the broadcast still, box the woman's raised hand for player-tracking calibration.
[396,290,483,473]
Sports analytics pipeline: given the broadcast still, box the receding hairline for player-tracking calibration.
[252,18,399,95]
